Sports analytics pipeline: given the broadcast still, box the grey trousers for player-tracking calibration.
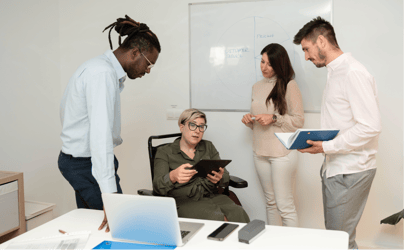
[321,168,376,249]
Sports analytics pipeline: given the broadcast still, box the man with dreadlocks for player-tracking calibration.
[58,15,161,232]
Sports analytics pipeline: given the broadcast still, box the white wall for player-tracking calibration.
[0,0,402,248]
[333,1,403,248]
[0,0,66,216]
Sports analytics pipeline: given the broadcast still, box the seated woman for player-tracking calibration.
[153,108,250,223]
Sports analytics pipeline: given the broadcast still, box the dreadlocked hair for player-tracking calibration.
[103,15,161,53]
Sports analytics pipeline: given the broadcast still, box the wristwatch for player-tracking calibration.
[272,114,277,122]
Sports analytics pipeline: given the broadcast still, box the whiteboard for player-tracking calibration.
[189,0,332,112]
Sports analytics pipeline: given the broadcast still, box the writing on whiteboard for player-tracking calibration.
[226,47,250,58]
[257,34,274,39]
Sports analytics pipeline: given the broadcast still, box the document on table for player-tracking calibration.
[6,231,90,249]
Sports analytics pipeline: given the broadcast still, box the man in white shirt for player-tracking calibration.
[58,15,160,232]
[293,17,381,249]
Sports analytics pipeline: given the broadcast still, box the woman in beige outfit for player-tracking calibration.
[242,43,304,227]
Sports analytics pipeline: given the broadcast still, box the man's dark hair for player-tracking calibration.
[293,16,339,49]
[103,15,161,53]
[261,43,295,115]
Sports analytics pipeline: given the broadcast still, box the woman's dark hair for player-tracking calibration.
[261,43,295,115]
[103,15,161,53]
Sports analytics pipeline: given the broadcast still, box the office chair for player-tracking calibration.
[380,209,404,225]
[137,133,248,206]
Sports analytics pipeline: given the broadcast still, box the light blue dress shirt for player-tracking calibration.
[60,50,126,193]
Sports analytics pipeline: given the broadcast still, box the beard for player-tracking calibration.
[314,46,326,68]
[314,62,326,68]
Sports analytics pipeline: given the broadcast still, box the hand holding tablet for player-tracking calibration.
[189,159,232,178]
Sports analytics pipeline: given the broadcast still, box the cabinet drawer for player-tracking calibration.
[0,181,19,235]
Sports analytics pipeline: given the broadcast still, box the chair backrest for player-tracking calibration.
[148,133,182,181]
[146,133,244,207]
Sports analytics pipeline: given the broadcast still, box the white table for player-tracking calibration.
[0,209,348,249]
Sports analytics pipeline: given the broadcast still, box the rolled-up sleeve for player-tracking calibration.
[273,80,305,132]
[86,71,117,194]
[153,148,175,195]
[323,71,382,154]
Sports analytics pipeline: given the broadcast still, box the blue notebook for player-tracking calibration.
[93,240,176,249]
[275,129,339,150]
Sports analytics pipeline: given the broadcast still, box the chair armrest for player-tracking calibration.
[229,175,248,188]
[137,189,154,196]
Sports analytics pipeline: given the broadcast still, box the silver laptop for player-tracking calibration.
[102,193,204,247]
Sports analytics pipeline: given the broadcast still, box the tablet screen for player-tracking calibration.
[191,159,232,178]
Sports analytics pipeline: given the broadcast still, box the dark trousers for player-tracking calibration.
[58,151,123,210]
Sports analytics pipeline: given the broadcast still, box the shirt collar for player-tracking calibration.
[104,50,127,86]
[326,52,350,71]
[171,137,206,154]
[171,138,182,154]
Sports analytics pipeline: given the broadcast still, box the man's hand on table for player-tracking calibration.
[98,206,110,232]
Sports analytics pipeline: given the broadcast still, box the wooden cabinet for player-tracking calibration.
[25,200,55,231]
[0,171,26,244]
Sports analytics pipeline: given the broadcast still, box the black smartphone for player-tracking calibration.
[207,223,239,241]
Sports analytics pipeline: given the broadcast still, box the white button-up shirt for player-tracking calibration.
[60,50,126,193]
[321,53,382,178]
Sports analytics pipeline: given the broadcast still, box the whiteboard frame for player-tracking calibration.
[189,0,333,113]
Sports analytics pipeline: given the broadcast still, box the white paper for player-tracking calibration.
[6,231,90,250]
[275,132,294,148]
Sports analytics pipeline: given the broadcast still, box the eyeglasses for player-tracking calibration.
[141,52,154,69]
[188,122,208,132]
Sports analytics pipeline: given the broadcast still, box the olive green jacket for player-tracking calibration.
[153,138,230,201]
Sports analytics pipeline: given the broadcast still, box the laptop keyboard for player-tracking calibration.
[181,230,191,238]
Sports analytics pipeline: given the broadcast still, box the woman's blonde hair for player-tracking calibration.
[178,108,207,127]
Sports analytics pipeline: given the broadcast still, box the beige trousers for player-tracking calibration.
[253,151,298,227]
